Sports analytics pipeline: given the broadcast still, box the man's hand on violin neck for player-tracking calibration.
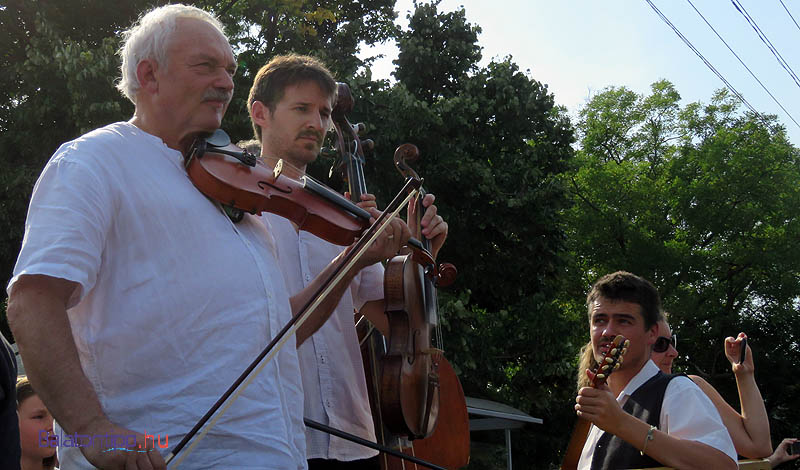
[350,192,379,211]
[411,193,448,259]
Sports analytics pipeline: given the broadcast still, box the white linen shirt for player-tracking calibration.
[264,213,383,461]
[578,360,737,470]
[8,122,306,469]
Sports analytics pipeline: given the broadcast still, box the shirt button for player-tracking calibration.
[305,274,311,282]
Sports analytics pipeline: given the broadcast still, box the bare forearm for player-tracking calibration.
[359,299,388,337]
[292,250,359,346]
[8,278,106,434]
[611,414,737,470]
[735,371,772,457]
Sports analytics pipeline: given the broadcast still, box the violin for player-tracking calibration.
[330,83,468,469]
[184,129,371,246]
[168,129,424,466]
[380,143,458,435]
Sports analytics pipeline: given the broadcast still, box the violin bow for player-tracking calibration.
[166,177,422,467]
[304,419,446,470]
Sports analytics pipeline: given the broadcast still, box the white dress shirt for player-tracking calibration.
[265,213,383,461]
[577,359,737,469]
[9,122,306,469]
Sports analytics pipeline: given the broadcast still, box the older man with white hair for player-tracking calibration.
[6,4,407,470]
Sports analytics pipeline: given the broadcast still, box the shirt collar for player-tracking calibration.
[617,359,659,402]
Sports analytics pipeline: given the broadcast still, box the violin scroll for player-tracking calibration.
[394,144,421,181]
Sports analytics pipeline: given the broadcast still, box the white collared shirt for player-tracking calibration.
[9,122,306,469]
[264,213,383,461]
[578,360,737,470]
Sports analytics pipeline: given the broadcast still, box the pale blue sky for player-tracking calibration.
[361,0,800,145]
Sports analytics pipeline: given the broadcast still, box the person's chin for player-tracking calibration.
[299,139,320,150]
[194,116,223,133]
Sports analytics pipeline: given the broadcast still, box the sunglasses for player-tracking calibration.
[653,334,677,353]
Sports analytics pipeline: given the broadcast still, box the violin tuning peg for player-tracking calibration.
[356,122,367,134]
[362,139,375,152]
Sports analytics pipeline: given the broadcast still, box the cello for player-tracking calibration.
[330,83,469,469]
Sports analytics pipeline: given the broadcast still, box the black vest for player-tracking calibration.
[590,371,683,470]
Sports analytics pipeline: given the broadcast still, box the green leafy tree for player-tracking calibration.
[331,4,578,467]
[565,80,800,449]
[393,1,481,102]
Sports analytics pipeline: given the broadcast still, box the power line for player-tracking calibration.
[686,0,800,130]
[779,0,800,35]
[730,0,800,91]
[643,0,761,118]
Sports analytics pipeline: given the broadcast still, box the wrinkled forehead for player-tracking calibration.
[168,17,233,59]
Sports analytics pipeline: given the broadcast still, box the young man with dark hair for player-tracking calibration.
[248,54,448,469]
[574,271,737,470]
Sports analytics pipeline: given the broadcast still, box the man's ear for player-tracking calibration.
[250,100,271,131]
[645,321,658,346]
[136,59,159,95]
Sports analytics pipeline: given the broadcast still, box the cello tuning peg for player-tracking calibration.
[362,139,375,152]
[355,122,367,134]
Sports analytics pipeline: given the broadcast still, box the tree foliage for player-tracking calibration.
[330,4,577,466]
[393,1,481,102]
[565,80,800,448]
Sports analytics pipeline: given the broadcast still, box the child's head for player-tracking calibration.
[16,377,56,466]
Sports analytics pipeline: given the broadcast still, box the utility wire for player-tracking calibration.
[731,0,800,91]
[687,0,800,129]
[643,0,761,118]
[779,0,800,35]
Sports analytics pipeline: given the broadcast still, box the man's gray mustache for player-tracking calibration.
[203,91,232,103]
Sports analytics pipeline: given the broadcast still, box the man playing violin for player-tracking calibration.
[7,5,406,470]
[573,271,736,470]
[247,55,448,470]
